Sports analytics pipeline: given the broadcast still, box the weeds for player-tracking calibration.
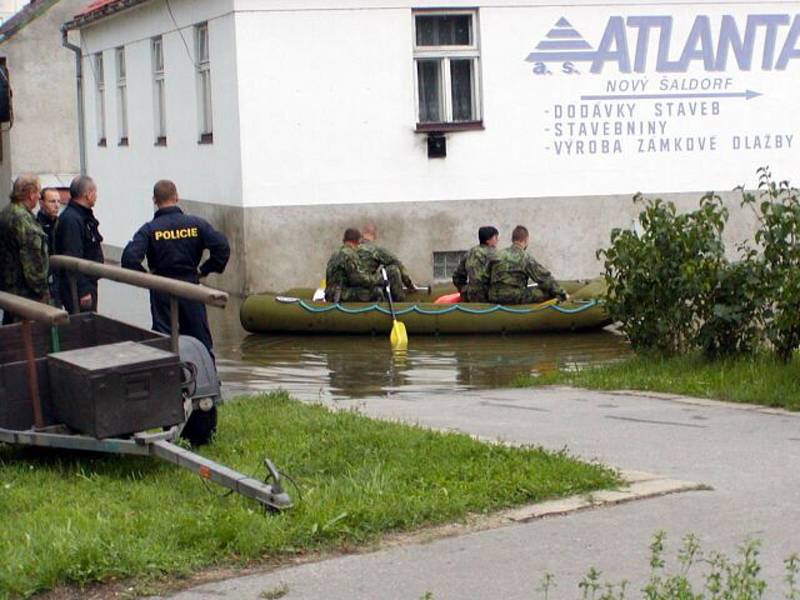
[548,533,797,599]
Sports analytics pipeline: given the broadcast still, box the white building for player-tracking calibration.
[0,0,83,197]
[65,0,800,294]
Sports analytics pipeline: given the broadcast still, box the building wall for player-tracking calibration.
[0,0,83,197]
[81,0,800,293]
[79,0,245,291]
[232,0,799,291]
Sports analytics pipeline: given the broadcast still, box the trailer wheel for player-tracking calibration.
[181,404,218,446]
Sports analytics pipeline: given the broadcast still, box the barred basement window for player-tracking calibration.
[94,53,106,146]
[433,251,467,280]
[115,47,128,145]
[414,10,482,130]
[152,36,166,145]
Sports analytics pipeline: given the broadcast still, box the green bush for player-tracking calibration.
[741,168,800,362]
[696,250,764,360]
[598,193,729,356]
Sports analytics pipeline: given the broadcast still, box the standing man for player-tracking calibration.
[325,228,382,302]
[55,175,104,313]
[37,187,61,306]
[452,226,499,302]
[0,175,49,324]
[488,225,567,305]
[121,180,230,354]
[359,222,414,301]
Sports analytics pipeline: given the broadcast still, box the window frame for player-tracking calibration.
[94,52,106,146]
[115,46,128,146]
[433,250,468,281]
[413,9,483,132]
[195,22,213,143]
[151,36,167,146]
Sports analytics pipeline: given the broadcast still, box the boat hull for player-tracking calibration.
[240,279,612,335]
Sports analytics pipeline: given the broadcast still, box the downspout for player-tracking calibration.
[61,27,86,175]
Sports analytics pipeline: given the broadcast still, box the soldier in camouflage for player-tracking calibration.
[488,225,567,305]
[452,226,499,302]
[325,228,383,302]
[358,222,413,302]
[0,175,50,324]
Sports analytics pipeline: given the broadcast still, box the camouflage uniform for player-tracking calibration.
[357,241,413,302]
[325,245,382,302]
[0,202,50,323]
[488,244,565,305]
[452,244,496,302]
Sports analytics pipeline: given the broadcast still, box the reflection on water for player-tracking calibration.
[98,281,631,401]
[215,331,630,401]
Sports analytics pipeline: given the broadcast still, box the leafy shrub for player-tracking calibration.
[696,250,764,360]
[741,168,800,362]
[598,193,728,355]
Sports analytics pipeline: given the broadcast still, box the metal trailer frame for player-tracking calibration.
[0,259,292,511]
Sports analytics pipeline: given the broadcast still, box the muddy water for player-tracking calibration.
[99,281,631,401]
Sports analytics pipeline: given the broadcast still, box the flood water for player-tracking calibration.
[99,281,631,401]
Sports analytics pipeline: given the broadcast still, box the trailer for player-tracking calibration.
[0,256,291,511]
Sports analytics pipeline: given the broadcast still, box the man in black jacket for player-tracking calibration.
[54,176,104,312]
[121,180,230,353]
[37,187,61,306]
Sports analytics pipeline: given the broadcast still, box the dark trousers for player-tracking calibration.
[150,290,213,353]
[60,285,97,314]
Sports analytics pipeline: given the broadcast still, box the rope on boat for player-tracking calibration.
[276,297,600,316]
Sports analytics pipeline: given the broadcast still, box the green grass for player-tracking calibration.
[0,392,617,598]
[515,352,800,410]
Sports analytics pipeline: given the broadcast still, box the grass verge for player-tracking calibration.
[0,392,617,598]
[515,352,800,410]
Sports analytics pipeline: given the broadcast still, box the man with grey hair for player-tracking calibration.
[0,175,49,324]
[54,175,104,313]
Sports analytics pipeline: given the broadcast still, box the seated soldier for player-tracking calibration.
[452,226,499,302]
[488,225,567,305]
[324,228,382,302]
[358,222,413,302]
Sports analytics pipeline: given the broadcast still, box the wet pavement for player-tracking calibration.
[97,280,630,401]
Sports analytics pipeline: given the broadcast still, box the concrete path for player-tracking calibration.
[159,386,800,599]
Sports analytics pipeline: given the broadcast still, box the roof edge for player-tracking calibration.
[63,0,151,31]
[0,0,61,42]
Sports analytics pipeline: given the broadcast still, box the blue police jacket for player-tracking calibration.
[121,205,230,282]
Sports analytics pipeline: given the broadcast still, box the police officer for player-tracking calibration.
[488,225,567,305]
[452,226,499,302]
[121,180,230,354]
[55,175,104,313]
[0,175,49,324]
[37,187,61,306]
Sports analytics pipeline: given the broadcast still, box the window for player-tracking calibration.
[115,47,128,145]
[413,11,482,129]
[433,251,467,280]
[195,23,213,143]
[94,53,106,146]
[152,36,166,145]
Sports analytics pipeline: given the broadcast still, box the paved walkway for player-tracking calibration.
[160,386,800,599]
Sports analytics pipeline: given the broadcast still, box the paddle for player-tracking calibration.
[380,267,408,350]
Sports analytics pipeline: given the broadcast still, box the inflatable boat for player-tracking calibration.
[240,278,611,335]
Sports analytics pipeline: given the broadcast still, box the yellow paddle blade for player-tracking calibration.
[533,298,559,309]
[390,319,408,349]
